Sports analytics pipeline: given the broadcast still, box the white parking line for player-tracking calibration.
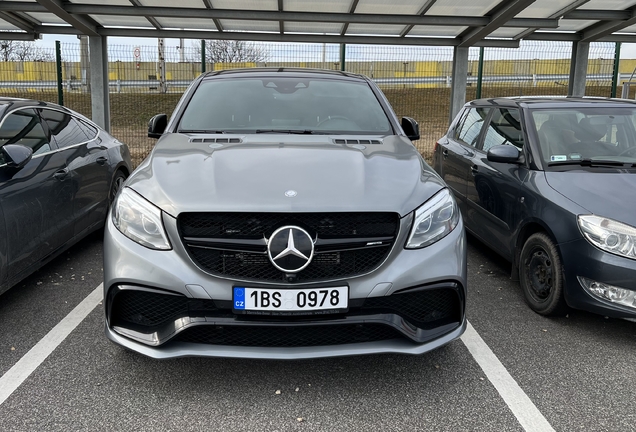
[462,321,556,432]
[0,284,103,407]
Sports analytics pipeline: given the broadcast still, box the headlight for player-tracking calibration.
[578,215,636,260]
[405,188,460,249]
[112,187,171,250]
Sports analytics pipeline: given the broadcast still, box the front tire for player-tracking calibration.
[519,233,568,316]
[109,170,127,207]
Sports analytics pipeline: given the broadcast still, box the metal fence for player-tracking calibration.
[0,39,623,166]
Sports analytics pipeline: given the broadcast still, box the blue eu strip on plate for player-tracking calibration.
[233,287,246,309]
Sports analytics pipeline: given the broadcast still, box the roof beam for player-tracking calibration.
[0,11,35,32]
[564,9,631,21]
[278,0,284,34]
[32,25,521,47]
[130,0,162,30]
[202,0,223,32]
[400,0,438,37]
[513,0,589,40]
[459,0,536,47]
[341,0,360,36]
[35,0,99,36]
[579,7,636,42]
[60,4,557,28]
[0,31,37,40]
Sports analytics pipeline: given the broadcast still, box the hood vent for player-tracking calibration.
[334,139,382,145]
[190,137,242,144]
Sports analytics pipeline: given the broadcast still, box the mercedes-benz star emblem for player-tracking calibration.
[267,226,314,273]
[285,190,297,197]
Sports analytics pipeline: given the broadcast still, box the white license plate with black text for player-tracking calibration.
[233,286,348,313]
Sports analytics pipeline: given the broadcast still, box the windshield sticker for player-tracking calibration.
[550,155,567,162]
[569,153,582,160]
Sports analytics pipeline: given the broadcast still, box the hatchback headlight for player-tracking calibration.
[578,215,636,260]
[112,187,171,250]
[405,189,460,249]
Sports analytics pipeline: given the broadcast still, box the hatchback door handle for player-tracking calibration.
[471,165,479,176]
[96,156,107,165]
[53,168,69,180]
[442,149,449,158]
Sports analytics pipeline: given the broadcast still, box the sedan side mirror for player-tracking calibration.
[1,144,33,169]
[401,117,420,141]
[487,145,522,164]
[148,114,168,139]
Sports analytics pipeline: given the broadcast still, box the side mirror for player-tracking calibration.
[148,114,168,139]
[487,145,522,164]
[1,144,32,169]
[401,117,420,141]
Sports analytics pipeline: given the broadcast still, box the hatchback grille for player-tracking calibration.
[173,324,404,347]
[178,212,399,283]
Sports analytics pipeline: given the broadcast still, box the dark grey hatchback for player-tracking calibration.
[434,97,636,319]
[0,98,132,295]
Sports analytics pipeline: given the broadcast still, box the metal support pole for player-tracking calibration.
[158,38,167,93]
[476,46,484,99]
[79,35,90,93]
[611,42,621,98]
[89,35,110,132]
[340,44,345,71]
[55,40,63,106]
[201,39,206,74]
[449,46,469,125]
[568,40,589,97]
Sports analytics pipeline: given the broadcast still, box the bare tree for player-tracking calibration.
[194,40,269,63]
[0,41,54,62]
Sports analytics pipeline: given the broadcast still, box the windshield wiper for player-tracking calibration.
[548,159,629,167]
[255,129,315,134]
[179,130,227,134]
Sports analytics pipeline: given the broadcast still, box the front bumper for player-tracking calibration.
[560,238,636,318]
[104,211,467,359]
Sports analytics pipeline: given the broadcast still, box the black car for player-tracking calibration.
[434,97,636,319]
[0,98,132,294]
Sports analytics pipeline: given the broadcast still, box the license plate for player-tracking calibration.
[233,286,348,314]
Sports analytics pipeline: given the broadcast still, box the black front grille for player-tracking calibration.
[179,212,398,239]
[173,324,404,347]
[110,290,217,328]
[363,288,460,329]
[179,212,399,283]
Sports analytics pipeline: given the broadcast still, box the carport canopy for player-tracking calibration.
[2,0,636,130]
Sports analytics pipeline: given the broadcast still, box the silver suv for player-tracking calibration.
[103,68,467,359]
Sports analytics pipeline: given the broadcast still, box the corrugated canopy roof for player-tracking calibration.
[1,0,636,46]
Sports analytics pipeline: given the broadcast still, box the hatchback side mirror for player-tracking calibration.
[148,114,168,139]
[487,145,522,164]
[1,144,32,169]
[401,117,420,141]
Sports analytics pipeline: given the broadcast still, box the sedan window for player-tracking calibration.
[178,78,392,135]
[40,109,91,148]
[0,109,51,162]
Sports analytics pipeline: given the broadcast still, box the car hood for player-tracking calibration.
[545,171,636,226]
[127,133,445,217]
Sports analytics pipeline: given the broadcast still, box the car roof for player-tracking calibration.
[200,67,368,82]
[466,96,636,110]
[0,97,72,112]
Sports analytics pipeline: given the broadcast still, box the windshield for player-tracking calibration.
[531,107,636,166]
[178,77,392,135]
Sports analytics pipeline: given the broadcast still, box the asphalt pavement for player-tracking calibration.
[0,232,633,432]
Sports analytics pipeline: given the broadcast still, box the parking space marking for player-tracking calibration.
[462,321,555,432]
[0,284,103,407]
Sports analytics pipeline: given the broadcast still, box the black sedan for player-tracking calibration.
[0,98,131,295]
[433,97,636,319]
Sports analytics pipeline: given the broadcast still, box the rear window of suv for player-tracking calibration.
[178,77,392,135]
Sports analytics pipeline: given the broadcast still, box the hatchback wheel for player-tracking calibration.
[109,171,127,206]
[519,232,567,316]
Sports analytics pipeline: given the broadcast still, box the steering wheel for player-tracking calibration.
[316,116,352,127]
[617,146,636,157]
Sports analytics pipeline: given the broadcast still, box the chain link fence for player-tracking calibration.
[0,39,626,166]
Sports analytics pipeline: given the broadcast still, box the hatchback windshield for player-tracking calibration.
[178,77,392,134]
[531,108,636,165]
